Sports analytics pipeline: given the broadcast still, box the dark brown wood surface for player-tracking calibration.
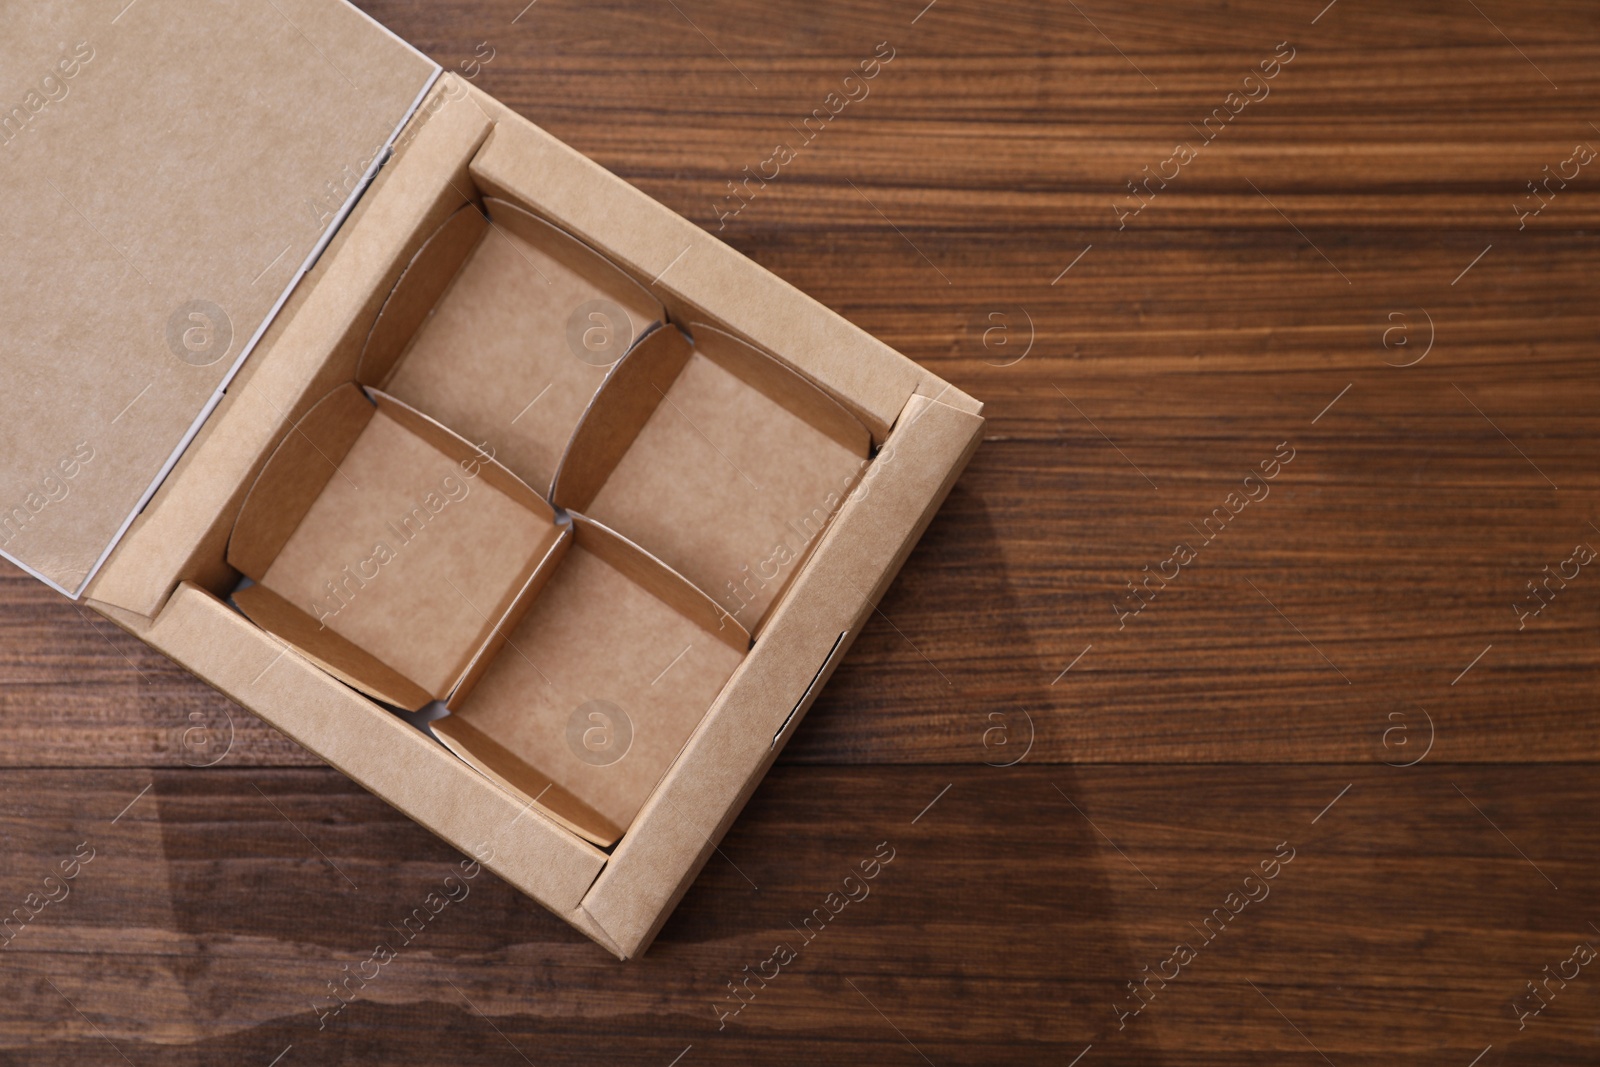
[4,0,1599,1062]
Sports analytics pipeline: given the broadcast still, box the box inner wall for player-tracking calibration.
[261,406,555,697]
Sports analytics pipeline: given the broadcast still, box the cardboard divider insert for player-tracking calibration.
[553,323,873,629]
[228,383,569,711]
[357,196,665,498]
[433,513,750,848]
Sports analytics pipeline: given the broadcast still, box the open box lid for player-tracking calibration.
[0,0,440,597]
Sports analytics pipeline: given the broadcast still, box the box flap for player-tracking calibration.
[0,0,439,597]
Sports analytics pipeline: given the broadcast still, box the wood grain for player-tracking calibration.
[2,0,1599,1061]
[3,766,1598,1064]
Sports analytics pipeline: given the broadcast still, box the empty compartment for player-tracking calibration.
[357,197,665,497]
[434,514,749,847]
[553,323,872,628]
[228,384,569,711]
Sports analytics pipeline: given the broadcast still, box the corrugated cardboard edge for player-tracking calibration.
[84,76,495,620]
[461,85,981,443]
[576,392,984,957]
[92,584,613,932]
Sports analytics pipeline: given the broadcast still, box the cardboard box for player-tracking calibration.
[3,0,983,958]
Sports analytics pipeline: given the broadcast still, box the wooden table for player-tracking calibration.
[5,1,1599,1062]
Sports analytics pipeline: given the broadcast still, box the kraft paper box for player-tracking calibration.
[0,0,983,958]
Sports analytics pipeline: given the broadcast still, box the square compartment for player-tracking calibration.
[434,515,749,847]
[228,383,568,710]
[553,323,873,629]
[357,197,665,498]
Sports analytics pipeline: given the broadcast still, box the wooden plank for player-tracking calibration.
[0,764,1596,1063]
[0,573,317,768]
